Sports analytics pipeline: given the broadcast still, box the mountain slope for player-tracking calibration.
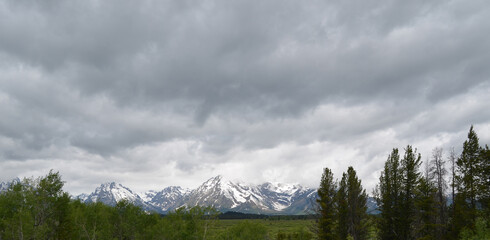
[81,182,158,212]
[181,176,317,214]
[79,176,318,214]
[144,186,190,212]
[77,176,377,215]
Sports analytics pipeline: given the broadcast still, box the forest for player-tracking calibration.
[0,125,488,240]
[317,126,489,240]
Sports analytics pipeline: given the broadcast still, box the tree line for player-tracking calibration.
[0,170,222,239]
[0,171,313,239]
[316,126,489,240]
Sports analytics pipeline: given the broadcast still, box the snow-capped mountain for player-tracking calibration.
[0,178,20,193]
[81,182,157,211]
[79,176,318,214]
[367,196,380,214]
[144,186,190,212]
[165,175,318,214]
[184,175,270,213]
[180,176,317,214]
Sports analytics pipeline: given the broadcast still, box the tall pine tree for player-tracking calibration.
[337,172,349,240]
[456,126,481,228]
[400,145,422,240]
[414,175,438,240]
[317,167,337,240]
[376,148,403,240]
[346,166,368,240]
[481,145,490,220]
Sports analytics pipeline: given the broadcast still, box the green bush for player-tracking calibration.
[459,217,490,240]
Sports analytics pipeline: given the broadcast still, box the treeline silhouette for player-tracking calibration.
[315,125,489,240]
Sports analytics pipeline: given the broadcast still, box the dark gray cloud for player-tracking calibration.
[0,0,489,194]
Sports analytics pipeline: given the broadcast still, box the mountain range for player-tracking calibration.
[1,175,378,215]
[77,175,318,214]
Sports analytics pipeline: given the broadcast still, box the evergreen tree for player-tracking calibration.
[415,160,439,240]
[346,166,368,240]
[376,148,403,240]
[400,145,421,240]
[479,145,490,220]
[456,126,481,228]
[317,167,337,240]
[414,176,438,240]
[337,172,349,240]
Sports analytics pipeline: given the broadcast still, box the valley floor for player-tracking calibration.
[208,219,316,239]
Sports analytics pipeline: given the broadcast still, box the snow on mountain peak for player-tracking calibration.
[78,176,319,214]
[86,182,144,206]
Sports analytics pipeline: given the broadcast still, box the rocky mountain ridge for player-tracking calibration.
[80,175,318,214]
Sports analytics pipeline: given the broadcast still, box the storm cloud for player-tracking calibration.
[1,0,489,194]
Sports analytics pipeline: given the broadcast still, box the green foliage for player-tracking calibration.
[456,126,481,223]
[480,145,490,221]
[70,200,114,239]
[276,226,313,240]
[0,180,35,239]
[112,199,145,239]
[336,172,349,240]
[375,148,403,240]
[316,167,337,240]
[459,217,490,240]
[0,170,73,239]
[451,125,488,237]
[373,126,489,240]
[375,146,422,240]
[216,220,268,240]
[210,219,315,239]
[400,145,422,240]
[161,205,219,240]
[317,166,370,240]
[346,166,368,240]
[414,176,438,239]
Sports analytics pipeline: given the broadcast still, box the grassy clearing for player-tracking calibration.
[208,219,316,239]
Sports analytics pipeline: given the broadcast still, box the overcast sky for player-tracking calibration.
[1,0,489,195]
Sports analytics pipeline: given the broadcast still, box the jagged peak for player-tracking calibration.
[202,175,248,186]
[77,176,323,214]
[99,181,118,188]
[204,175,224,183]
[163,186,184,191]
[93,182,138,198]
